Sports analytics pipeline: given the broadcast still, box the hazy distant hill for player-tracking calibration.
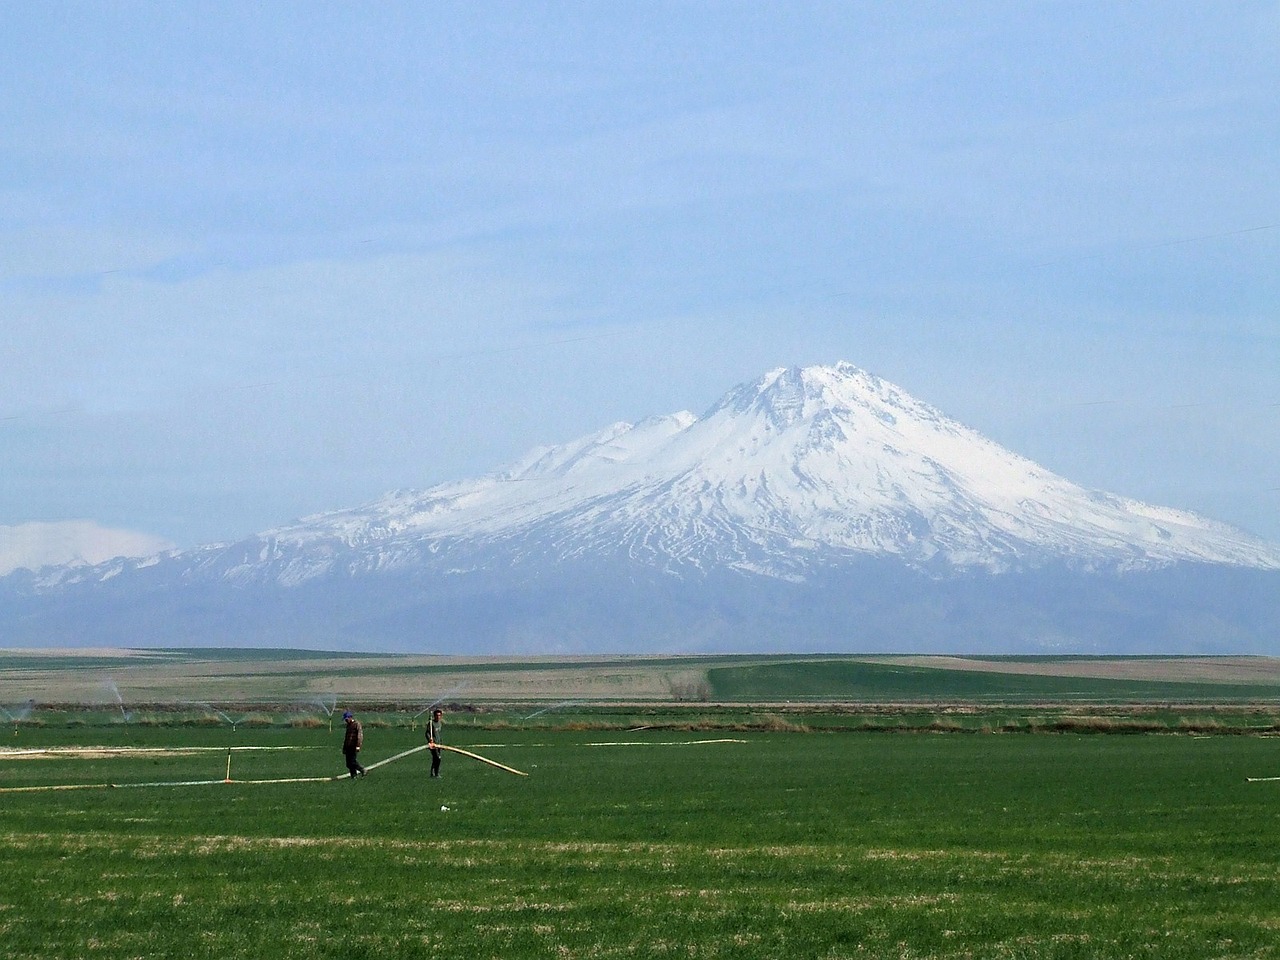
[4,363,1278,653]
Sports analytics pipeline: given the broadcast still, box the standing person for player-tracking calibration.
[427,708,443,778]
[342,710,366,778]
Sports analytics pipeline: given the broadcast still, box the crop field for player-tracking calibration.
[4,722,1280,959]
[3,651,1279,958]
[4,650,1280,708]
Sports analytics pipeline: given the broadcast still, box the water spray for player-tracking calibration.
[522,700,581,721]
[0,700,35,736]
[313,694,338,732]
[411,682,471,729]
[185,701,242,731]
[100,680,131,723]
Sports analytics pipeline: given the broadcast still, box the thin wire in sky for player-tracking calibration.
[1029,222,1280,270]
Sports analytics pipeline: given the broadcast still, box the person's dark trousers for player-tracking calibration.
[345,749,365,778]
[430,748,441,777]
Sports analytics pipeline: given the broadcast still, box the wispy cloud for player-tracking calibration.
[0,521,173,576]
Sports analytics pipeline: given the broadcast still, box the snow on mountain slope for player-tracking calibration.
[238,362,1280,583]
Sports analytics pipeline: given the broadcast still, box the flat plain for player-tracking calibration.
[4,648,1280,706]
[2,651,1280,958]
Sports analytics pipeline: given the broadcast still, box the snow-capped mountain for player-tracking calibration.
[6,363,1279,653]
[189,361,1279,583]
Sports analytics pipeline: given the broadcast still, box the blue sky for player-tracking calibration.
[2,1,1278,549]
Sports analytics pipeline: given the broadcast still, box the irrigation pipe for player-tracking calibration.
[0,741,526,793]
[0,773,344,793]
[0,737,742,791]
[0,746,313,758]
[0,782,129,793]
[363,742,527,775]
[1246,776,1280,782]
[436,743,528,776]
[363,742,432,772]
[422,743,529,776]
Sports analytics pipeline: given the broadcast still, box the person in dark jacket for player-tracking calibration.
[427,708,443,778]
[342,710,365,778]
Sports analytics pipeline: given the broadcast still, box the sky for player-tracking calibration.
[2,0,1278,556]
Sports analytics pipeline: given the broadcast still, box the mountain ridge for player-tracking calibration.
[232,361,1280,578]
[5,362,1278,654]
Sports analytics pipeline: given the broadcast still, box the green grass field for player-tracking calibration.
[705,659,1280,703]
[4,723,1280,959]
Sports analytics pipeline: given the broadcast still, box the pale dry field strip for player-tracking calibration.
[0,650,713,703]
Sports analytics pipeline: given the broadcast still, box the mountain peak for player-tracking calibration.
[714,362,924,432]
[8,362,1280,653]
[22,363,1280,584]
[248,361,1280,577]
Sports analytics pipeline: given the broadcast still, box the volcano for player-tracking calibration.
[5,363,1278,653]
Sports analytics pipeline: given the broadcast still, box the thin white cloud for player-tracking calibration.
[0,521,174,576]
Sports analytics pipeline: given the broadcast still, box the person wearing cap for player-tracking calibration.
[341,710,366,778]
[426,708,443,778]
